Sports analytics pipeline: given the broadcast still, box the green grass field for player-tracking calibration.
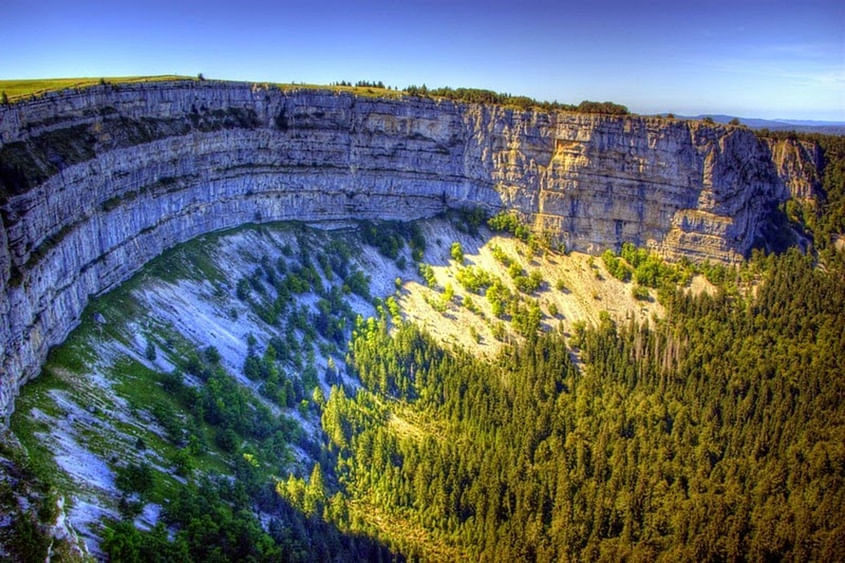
[0,75,404,103]
[0,75,192,101]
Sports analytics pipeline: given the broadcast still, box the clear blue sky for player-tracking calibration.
[2,0,843,120]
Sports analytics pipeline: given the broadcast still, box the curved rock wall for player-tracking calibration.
[0,80,820,421]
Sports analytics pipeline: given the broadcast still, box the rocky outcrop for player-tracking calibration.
[766,138,824,200]
[0,80,821,421]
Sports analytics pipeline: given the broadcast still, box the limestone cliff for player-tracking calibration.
[765,137,824,200]
[0,80,821,421]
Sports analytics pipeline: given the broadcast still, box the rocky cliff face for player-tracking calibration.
[0,80,821,421]
[765,138,824,200]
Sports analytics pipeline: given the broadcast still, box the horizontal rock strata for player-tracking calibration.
[0,80,820,421]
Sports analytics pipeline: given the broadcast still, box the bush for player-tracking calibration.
[511,301,542,337]
[490,244,513,266]
[450,241,464,264]
[570,320,587,347]
[171,449,192,476]
[10,514,50,561]
[345,268,371,299]
[576,100,629,115]
[115,462,154,496]
[385,296,401,320]
[409,224,426,261]
[216,428,239,453]
[452,207,487,234]
[236,278,251,300]
[243,353,263,380]
[145,339,157,361]
[418,263,437,288]
[488,212,530,241]
[204,345,221,364]
[443,284,455,304]
[621,242,648,268]
[513,270,543,294]
[618,243,680,289]
[486,281,511,318]
[602,249,632,282]
[631,285,650,300]
[151,402,182,443]
[160,369,184,394]
[634,258,663,288]
[360,220,405,259]
[456,266,493,294]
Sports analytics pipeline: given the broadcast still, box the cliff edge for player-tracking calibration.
[0,80,821,421]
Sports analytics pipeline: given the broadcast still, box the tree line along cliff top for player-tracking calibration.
[14,75,843,142]
[7,76,845,136]
[0,75,631,115]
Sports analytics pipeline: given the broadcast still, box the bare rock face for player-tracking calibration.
[0,81,821,421]
[765,138,824,200]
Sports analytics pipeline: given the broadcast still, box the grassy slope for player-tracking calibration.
[0,75,404,103]
[395,218,668,359]
[7,222,391,553]
[0,75,191,101]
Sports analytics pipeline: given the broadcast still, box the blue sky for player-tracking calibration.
[2,0,843,120]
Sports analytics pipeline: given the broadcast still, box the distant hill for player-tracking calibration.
[674,114,845,135]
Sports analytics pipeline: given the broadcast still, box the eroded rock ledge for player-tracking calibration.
[0,80,821,421]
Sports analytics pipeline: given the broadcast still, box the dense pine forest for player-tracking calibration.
[312,247,843,560]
